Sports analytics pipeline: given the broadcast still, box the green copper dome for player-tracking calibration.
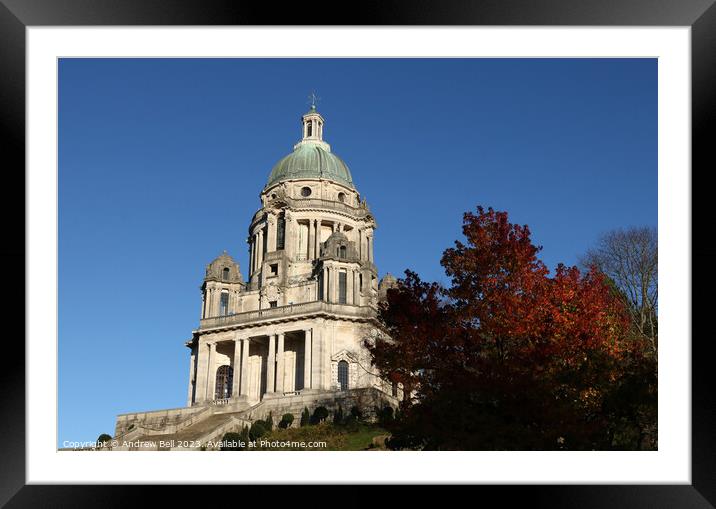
[266,143,355,189]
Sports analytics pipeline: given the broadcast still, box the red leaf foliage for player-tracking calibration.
[366,206,655,450]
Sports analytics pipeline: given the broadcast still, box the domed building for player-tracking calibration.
[113,105,398,447]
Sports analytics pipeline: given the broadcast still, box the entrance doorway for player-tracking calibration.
[214,365,233,399]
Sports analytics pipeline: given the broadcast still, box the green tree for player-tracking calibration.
[263,412,273,431]
[333,405,344,425]
[300,407,310,427]
[96,433,112,447]
[279,413,294,429]
[220,432,244,451]
[310,406,329,425]
[249,421,268,441]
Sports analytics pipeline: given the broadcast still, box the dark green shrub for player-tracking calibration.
[97,433,112,446]
[300,407,310,427]
[249,421,268,441]
[378,406,394,426]
[333,405,344,425]
[350,406,362,421]
[311,406,329,424]
[279,413,294,429]
[220,432,244,451]
[263,412,273,431]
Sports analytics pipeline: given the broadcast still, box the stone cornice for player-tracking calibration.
[194,300,378,334]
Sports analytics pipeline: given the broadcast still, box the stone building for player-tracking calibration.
[188,104,393,406]
[113,105,398,448]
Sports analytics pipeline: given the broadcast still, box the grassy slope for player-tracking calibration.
[251,422,390,451]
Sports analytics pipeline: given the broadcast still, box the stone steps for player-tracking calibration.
[122,388,397,449]
[137,414,235,450]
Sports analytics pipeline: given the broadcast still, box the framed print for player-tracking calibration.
[1,0,712,505]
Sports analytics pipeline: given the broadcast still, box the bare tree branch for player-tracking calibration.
[580,226,658,354]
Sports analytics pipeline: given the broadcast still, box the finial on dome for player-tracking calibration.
[308,91,320,110]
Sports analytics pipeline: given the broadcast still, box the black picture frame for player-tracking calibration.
[1,0,711,506]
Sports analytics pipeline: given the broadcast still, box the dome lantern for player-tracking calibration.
[265,101,355,190]
[294,103,330,152]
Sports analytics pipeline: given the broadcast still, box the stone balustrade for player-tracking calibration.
[252,196,372,225]
[198,300,376,330]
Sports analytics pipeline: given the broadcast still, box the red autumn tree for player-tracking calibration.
[367,206,654,450]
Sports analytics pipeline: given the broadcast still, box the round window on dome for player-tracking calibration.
[301,186,312,197]
[337,192,346,203]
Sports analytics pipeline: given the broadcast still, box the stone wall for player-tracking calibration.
[244,387,398,426]
[114,405,208,437]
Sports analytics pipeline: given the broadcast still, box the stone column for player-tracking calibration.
[329,267,336,303]
[308,219,315,259]
[266,334,276,393]
[276,332,285,394]
[206,342,216,401]
[358,229,363,260]
[240,338,250,396]
[187,348,196,406]
[267,214,276,252]
[232,336,242,398]
[194,341,208,403]
[324,326,332,389]
[303,329,312,390]
[253,234,258,271]
[314,220,320,258]
[257,229,264,268]
[286,213,295,258]
[204,288,212,318]
[250,238,255,273]
[347,271,354,305]
[311,327,321,389]
[353,269,360,305]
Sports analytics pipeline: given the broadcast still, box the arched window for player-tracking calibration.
[276,214,286,250]
[222,267,230,281]
[220,291,229,316]
[338,271,347,304]
[337,361,349,391]
[214,365,233,400]
[339,245,347,258]
[337,192,345,203]
[307,121,313,137]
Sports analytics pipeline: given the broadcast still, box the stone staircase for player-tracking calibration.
[146,414,235,450]
[114,388,397,451]
[127,411,258,450]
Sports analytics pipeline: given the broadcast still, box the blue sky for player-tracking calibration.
[58,58,656,445]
